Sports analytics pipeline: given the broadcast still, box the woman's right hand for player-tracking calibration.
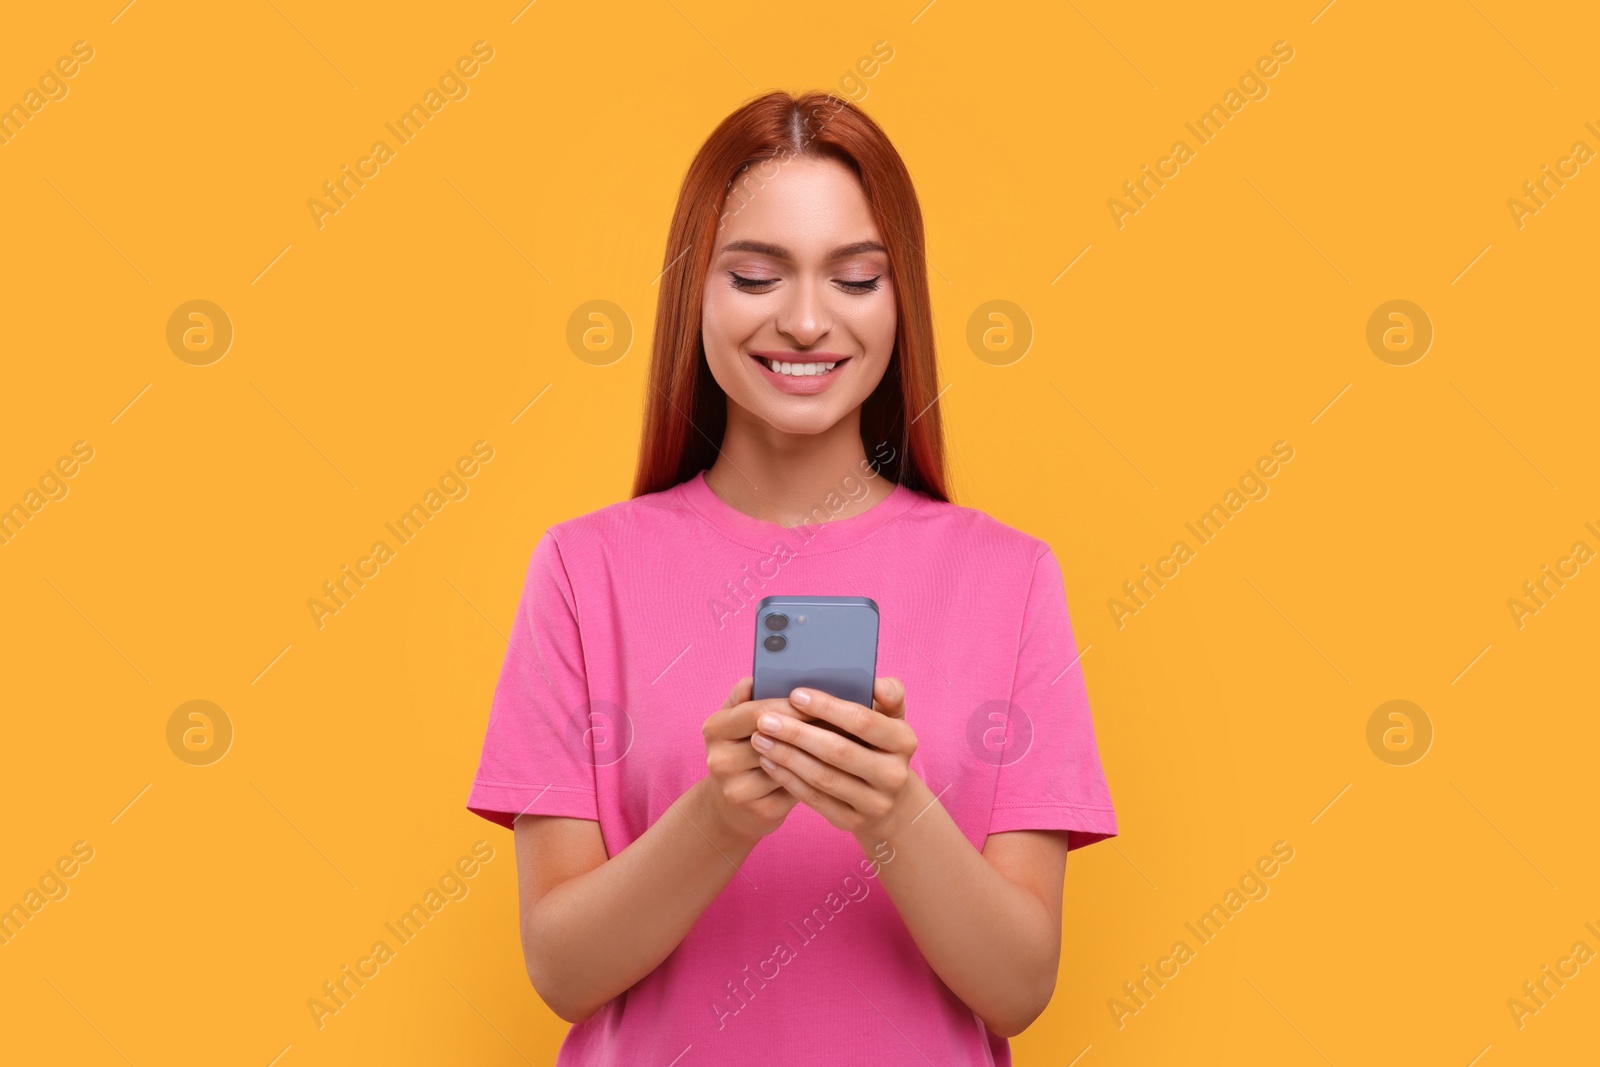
[699,676,801,847]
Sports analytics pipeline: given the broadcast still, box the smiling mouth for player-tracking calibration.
[749,355,850,378]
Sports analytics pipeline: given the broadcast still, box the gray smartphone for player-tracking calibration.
[752,595,880,746]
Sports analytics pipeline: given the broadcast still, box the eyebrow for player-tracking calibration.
[717,239,888,261]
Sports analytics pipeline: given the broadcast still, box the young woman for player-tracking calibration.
[467,90,1117,1065]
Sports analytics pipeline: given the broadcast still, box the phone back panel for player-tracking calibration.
[752,595,879,708]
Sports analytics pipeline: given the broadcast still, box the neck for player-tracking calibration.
[703,404,895,527]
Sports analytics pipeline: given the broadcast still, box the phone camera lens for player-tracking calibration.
[763,634,786,652]
[764,613,789,632]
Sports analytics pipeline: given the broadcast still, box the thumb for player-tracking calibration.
[873,676,906,718]
[724,676,753,710]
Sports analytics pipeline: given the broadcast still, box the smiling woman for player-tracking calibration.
[466,90,1117,1066]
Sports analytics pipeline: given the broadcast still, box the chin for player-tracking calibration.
[747,401,842,436]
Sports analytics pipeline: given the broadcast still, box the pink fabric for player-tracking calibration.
[467,470,1117,1065]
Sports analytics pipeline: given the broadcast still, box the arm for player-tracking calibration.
[513,777,754,1023]
[749,679,1069,1037]
[515,677,800,1023]
[858,788,1068,1037]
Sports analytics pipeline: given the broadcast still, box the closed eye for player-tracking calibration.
[729,272,882,294]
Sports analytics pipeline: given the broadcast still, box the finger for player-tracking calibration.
[757,701,888,781]
[758,752,859,825]
[732,696,806,736]
[787,688,900,754]
[706,683,768,741]
[729,765,788,799]
[872,676,906,718]
[723,676,753,710]
[753,736,876,808]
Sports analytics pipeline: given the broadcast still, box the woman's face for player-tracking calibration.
[701,155,897,436]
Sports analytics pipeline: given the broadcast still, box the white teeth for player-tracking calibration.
[765,359,837,376]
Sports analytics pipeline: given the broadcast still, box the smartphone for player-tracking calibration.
[752,595,880,746]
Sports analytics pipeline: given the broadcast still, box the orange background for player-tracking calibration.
[2,1,1596,1064]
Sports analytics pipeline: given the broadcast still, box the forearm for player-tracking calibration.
[526,777,753,1021]
[854,774,1056,1036]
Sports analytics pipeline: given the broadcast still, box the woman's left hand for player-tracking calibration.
[749,677,918,836]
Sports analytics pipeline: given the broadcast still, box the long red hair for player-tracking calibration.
[631,90,950,503]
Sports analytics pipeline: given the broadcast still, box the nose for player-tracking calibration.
[775,278,829,347]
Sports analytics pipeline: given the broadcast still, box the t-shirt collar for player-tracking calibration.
[676,468,918,553]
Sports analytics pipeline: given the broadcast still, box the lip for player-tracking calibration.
[748,353,851,395]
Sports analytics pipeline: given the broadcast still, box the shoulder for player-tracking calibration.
[534,479,695,560]
[900,491,1054,570]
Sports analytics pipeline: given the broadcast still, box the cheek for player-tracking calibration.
[843,288,898,365]
[700,286,757,388]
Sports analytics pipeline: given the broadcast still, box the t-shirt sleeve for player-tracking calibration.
[466,531,600,830]
[987,547,1118,850]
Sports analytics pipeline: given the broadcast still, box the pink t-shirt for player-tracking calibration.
[467,469,1117,1065]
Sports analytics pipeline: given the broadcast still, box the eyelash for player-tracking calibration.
[728,272,881,293]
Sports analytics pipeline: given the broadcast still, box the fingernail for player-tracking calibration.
[790,688,811,707]
[751,733,773,750]
[758,713,782,732]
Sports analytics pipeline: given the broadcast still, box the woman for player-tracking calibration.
[467,90,1117,1065]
